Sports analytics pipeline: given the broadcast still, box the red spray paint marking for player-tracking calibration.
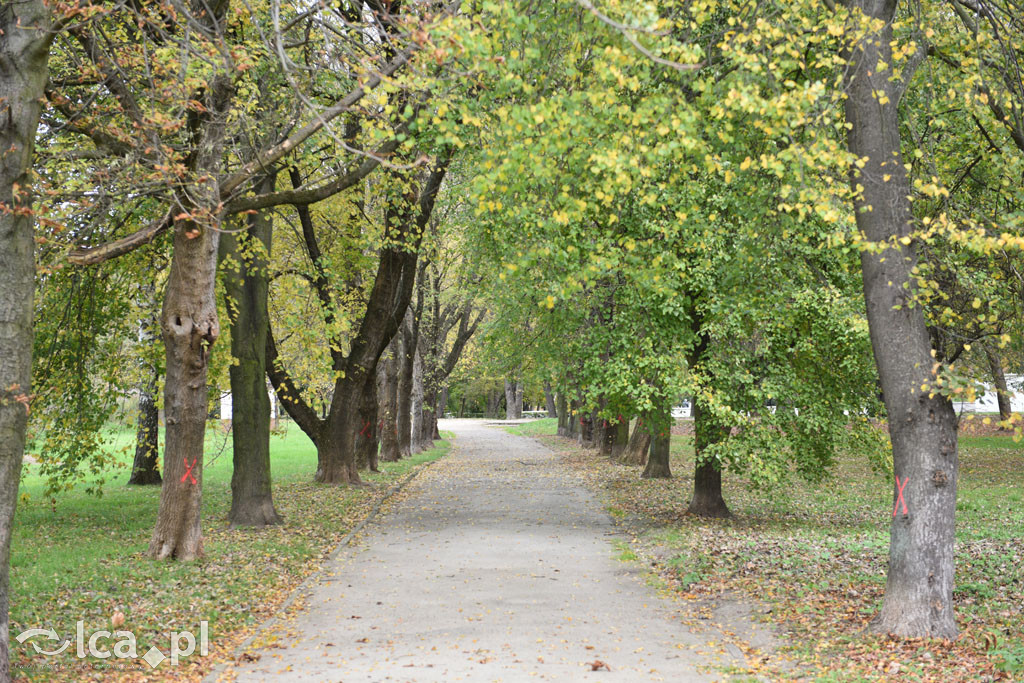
[359,420,372,438]
[180,457,198,485]
[378,419,384,431]
[893,476,909,516]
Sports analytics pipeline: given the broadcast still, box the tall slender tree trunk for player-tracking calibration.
[129,363,162,486]
[687,397,731,518]
[221,175,282,527]
[620,418,651,466]
[986,347,1012,425]
[397,313,416,458]
[0,4,52,674]
[845,0,959,638]
[411,347,427,452]
[149,68,234,561]
[379,339,401,462]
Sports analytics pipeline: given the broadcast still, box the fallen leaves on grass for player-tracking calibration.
[540,431,1024,682]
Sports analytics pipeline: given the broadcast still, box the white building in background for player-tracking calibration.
[953,374,1024,413]
[219,384,280,426]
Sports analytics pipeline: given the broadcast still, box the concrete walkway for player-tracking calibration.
[226,419,737,682]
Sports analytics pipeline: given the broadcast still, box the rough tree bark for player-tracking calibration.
[355,377,380,472]
[556,393,569,436]
[686,397,731,518]
[600,417,629,460]
[129,291,162,485]
[411,346,428,451]
[504,379,523,419]
[148,59,235,560]
[397,308,419,458]
[268,161,449,482]
[986,347,1012,425]
[620,418,651,466]
[0,2,53,674]
[129,361,162,486]
[379,337,401,462]
[220,174,282,527]
[544,382,558,418]
[641,407,672,479]
[845,0,959,638]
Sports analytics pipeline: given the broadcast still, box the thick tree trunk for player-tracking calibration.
[221,181,282,527]
[149,219,220,560]
[641,416,671,479]
[379,340,401,462]
[687,398,731,518]
[578,411,596,448]
[149,65,234,561]
[0,4,51,674]
[556,393,569,436]
[129,364,162,486]
[487,388,503,418]
[504,379,523,419]
[986,348,1012,425]
[315,161,448,481]
[397,313,416,458]
[620,418,651,466]
[544,382,558,418]
[845,1,959,638]
[356,377,379,472]
[600,417,629,459]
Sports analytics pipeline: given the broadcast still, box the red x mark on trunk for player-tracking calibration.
[359,420,372,438]
[893,475,909,516]
[180,457,198,485]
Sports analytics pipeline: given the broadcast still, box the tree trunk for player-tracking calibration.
[544,382,558,418]
[379,339,401,462]
[397,312,416,458]
[129,363,162,486]
[600,417,629,459]
[687,397,731,518]
[149,66,234,561]
[356,376,379,472]
[411,346,427,452]
[487,388,503,418]
[0,4,52,674]
[221,178,282,527]
[641,415,671,479]
[986,347,1012,425]
[556,393,569,436]
[620,418,651,466]
[504,379,523,419]
[845,1,959,638]
[149,220,220,560]
[421,387,438,447]
[578,411,596,448]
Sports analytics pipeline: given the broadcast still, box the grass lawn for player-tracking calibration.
[518,417,1024,681]
[10,422,451,681]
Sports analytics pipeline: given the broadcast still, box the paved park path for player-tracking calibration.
[226,419,741,682]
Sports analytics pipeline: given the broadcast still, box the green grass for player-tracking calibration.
[540,425,1024,681]
[502,417,558,437]
[10,423,451,681]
